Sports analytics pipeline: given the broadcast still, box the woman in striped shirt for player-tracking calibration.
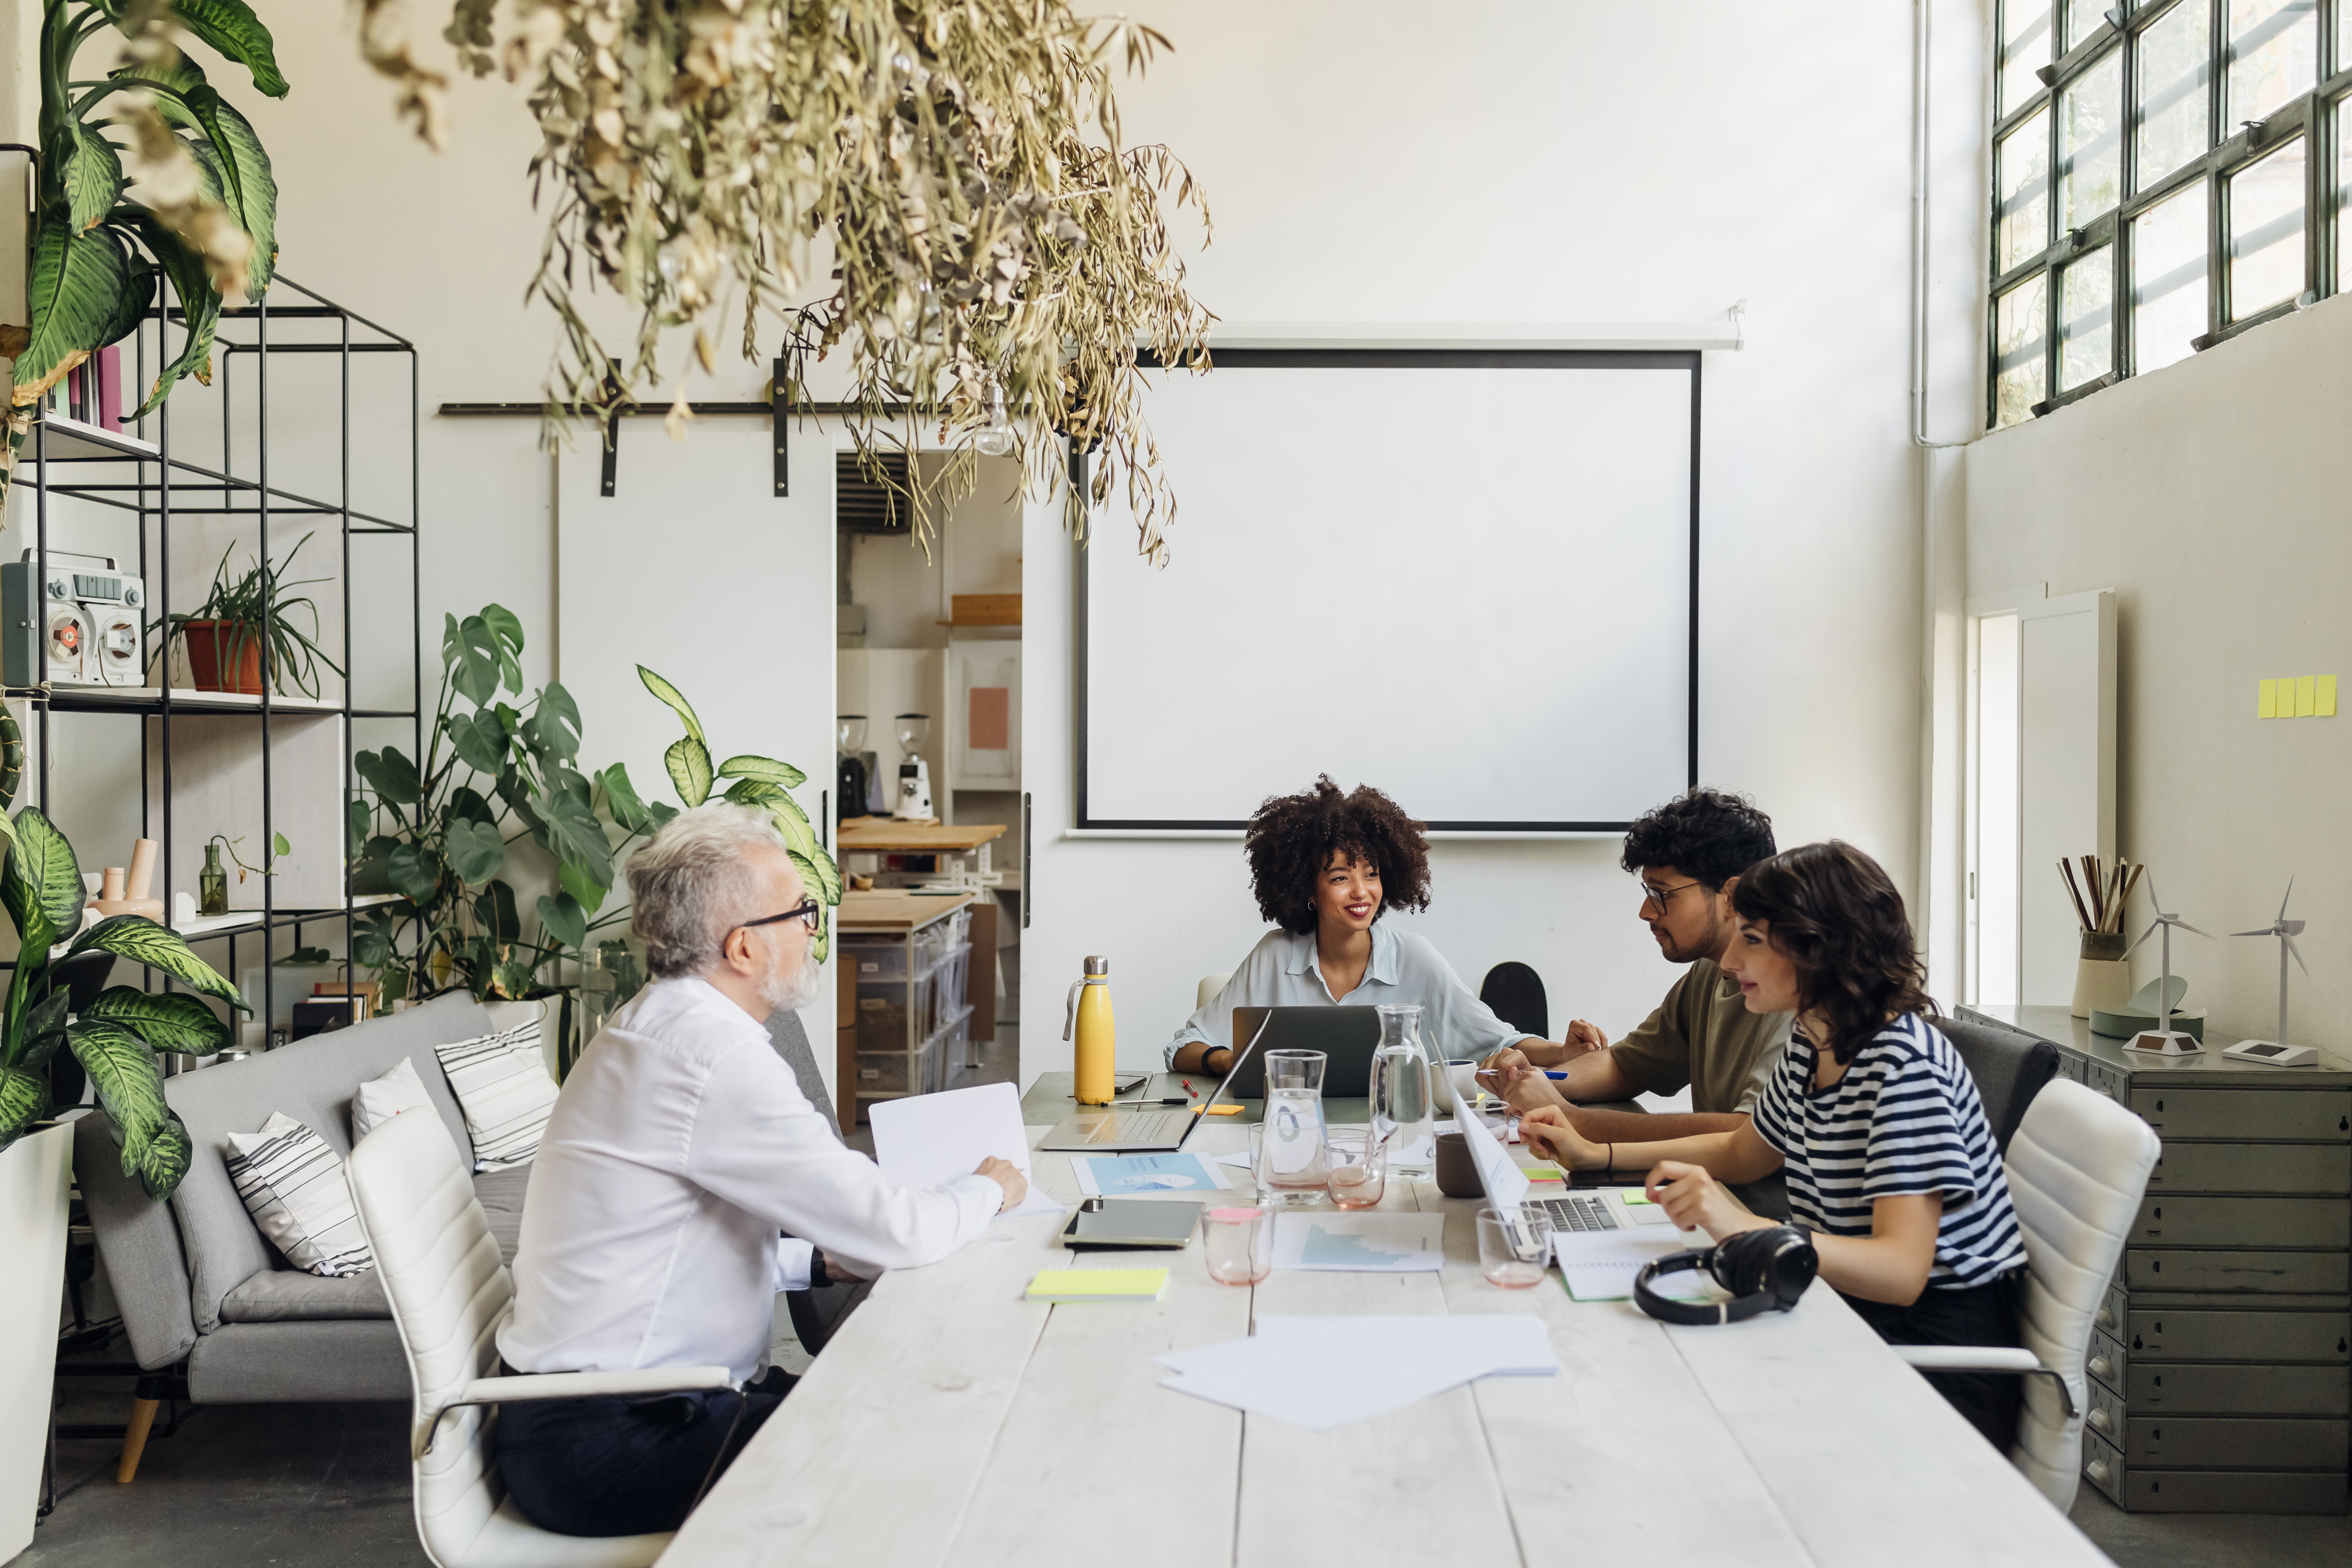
[1522,841,2029,1446]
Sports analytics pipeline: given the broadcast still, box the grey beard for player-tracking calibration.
[757,939,821,1015]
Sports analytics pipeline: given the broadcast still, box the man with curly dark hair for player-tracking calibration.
[1163,776,1551,1073]
[1481,787,1790,1157]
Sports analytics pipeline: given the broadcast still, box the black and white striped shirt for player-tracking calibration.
[1752,1012,2026,1290]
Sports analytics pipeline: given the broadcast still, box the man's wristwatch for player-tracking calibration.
[809,1248,833,1289]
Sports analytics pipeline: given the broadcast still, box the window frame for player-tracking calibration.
[1987,0,2349,428]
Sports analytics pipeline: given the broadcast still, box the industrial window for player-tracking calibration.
[1988,0,2348,429]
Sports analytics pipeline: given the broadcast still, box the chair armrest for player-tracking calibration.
[74,1110,199,1371]
[1892,1345,2077,1420]
[415,1366,738,1459]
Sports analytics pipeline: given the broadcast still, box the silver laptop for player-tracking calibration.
[1038,1014,1276,1152]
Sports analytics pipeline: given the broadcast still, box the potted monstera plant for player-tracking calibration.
[0,706,248,1554]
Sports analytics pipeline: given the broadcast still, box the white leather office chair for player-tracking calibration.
[1196,973,1232,1011]
[1893,1076,2159,1512]
[346,1109,736,1568]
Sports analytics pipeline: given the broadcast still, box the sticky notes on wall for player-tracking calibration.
[2259,675,2337,719]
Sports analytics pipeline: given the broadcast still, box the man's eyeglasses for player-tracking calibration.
[736,899,822,936]
[1636,878,1702,912]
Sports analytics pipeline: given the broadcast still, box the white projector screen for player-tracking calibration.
[1079,351,1698,831]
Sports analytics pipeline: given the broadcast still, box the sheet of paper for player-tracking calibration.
[1449,1086,1529,1209]
[1271,1211,1444,1272]
[868,1082,1066,1217]
[1552,1228,1706,1301]
[1155,1315,1554,1429]
[1072,1151,1231,1197]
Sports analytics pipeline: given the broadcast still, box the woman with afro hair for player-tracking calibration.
[1164,776,1557,1073]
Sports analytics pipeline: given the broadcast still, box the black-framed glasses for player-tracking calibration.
[737,899,822,936]
[1636,878,1702,912]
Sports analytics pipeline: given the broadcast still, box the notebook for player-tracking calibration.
[1026,1267,1170,1302]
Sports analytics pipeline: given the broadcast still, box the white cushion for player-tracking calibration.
[223,1111,376,1277]
[436,1020,558,1171]
[351,1055,435,1143]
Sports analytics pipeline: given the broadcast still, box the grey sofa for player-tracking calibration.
[78,988,858,1478]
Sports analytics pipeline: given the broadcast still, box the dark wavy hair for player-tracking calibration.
[1245,776,1432,936]
[1729,841,1936,1063]
[1620,787,1777,890]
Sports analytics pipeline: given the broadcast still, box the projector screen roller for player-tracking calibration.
[1080,350,1699,831]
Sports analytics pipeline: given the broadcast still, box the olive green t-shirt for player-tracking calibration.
[1607,958,1792,1115]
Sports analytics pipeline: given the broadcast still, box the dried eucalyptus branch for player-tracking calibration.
[362,0,1212,561]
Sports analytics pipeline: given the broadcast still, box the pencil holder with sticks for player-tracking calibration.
[2062,855,2140,1019]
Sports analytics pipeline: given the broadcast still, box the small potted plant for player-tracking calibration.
[164,533,344,698]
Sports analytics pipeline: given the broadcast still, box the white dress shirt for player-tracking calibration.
[1163,923,1539,1068]
[499,976,1001,1382]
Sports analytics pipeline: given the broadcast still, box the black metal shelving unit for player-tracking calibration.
[11,276,422,1042]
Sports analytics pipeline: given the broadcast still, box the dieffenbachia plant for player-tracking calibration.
[1,0,289,513]
[0,711,252,1198]
[640,668,841,963]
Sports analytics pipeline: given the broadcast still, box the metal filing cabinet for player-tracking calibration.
[1962,1004,2352,1514]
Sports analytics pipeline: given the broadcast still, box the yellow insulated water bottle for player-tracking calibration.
[1065,955,1115,1105]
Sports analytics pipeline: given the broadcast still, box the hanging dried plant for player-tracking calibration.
[363,0,1213,561]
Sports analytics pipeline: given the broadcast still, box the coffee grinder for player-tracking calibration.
[836,715,870,825]
[891,713,934,821]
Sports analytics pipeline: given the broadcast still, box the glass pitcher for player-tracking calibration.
[1253,1048,1330,1206]
[1370,1004,1435,1176]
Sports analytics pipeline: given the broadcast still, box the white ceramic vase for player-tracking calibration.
[0,1122,74,1561]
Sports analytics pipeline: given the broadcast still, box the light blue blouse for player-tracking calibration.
[1162,923,1540,1070]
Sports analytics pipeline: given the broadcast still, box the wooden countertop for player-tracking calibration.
[836,888,977,931]
[838,818,1007,852]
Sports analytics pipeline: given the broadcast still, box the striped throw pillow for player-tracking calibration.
[223,1112,376,1277]
[436,1020,559,1171]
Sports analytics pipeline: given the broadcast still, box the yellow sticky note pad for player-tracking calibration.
[1195,1102,1242,1116]
[1026,1268,1168,1302]
[2298,675,2317,717]
[2259,679,2278,718]
[2321,675,2338,717]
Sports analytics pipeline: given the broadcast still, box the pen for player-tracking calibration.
[1181,1079,1197,1100]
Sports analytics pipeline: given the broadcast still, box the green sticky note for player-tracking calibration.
[2297,675,2317,717]
[2259,679,2278,719]
[2320,675,2338,718]
[1518,1164,1565,1182]
[1621,1190,1658,1206]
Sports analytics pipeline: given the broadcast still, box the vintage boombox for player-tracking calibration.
[2,550,146,687]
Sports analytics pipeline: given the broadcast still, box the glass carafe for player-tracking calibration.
[1370,1004,1435,1176]
[1254,1048,1330,1206]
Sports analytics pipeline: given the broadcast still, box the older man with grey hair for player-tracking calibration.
[495,803,1026,1537]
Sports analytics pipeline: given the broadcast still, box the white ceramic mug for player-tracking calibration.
[1446,1059,1481,1103]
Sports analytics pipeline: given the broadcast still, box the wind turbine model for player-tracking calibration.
[2124,875,2215,1056]
[2232,879,2314,1061]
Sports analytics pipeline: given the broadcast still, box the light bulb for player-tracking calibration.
[973,383,1016,457]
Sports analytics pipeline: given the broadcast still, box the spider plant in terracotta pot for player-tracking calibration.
[163,532,342,698]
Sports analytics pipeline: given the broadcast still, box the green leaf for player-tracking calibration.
[5,807,85,950]
[787,844,843,907]
[532,682,583,762]
[557,857,607,915]
[116,208,222,416]
[95,250,155,349]
[770,800,818,861]
[117,52,278,296]
[536,891,587,951]
[444,818,506,885]
[537,790,613,885]
[355,746,421,804]
[385,843,441,905]
[480,604,524,659]
[449,615,502,707]
[598,763,653,835]
[13,214,128,403]
[445,708,507,775]
[81,987,231,1054]
[69,1018,184,1198]
[715,754,807,789]
[811,907,829,966]
[60,121,124,232]
[346,798,370,857]
[648,801,679,830]
[68,917,249,1013]
[637,667,704,741]
[352,913,397,971]
[723,777,784,807]
[23,988,73,1055]
[473,880,519,944]
[0,1066,51,1147]
[165,0,291,97]
[665,736,713,808]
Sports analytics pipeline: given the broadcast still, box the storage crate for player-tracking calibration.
[927,942,972,1039]
[856,1030,946,1097]
[843,935,923,980]
[855,969,934,1051]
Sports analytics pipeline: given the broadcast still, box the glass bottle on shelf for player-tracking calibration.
[198,839,229,916]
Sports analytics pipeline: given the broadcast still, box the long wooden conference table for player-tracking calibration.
[664,1078,2112,1567]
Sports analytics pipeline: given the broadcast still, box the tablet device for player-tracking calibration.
[1225,1006,1383,1097]
[1062,1197,1203,1250]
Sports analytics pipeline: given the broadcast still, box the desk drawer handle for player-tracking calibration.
[2086,1459,2111,1484]
[2095,1306,2113,1329]
[2086,1408,2112,1434]
[2088,1356,2114,1380]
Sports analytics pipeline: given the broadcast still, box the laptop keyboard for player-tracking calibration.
[1081,1110,1190,1145]
[1522,1194,1622,1234]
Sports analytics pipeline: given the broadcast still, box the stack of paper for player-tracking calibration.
[1552,1229,1722,1303]
[1156,1315,1557,1429]
[868,1081,1068,1218]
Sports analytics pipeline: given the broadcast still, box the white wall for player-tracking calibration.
[1021,0,1968,1083]
[1964,295,2352,1053]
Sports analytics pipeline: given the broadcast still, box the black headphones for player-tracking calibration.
[1634,1225,1818,1325]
